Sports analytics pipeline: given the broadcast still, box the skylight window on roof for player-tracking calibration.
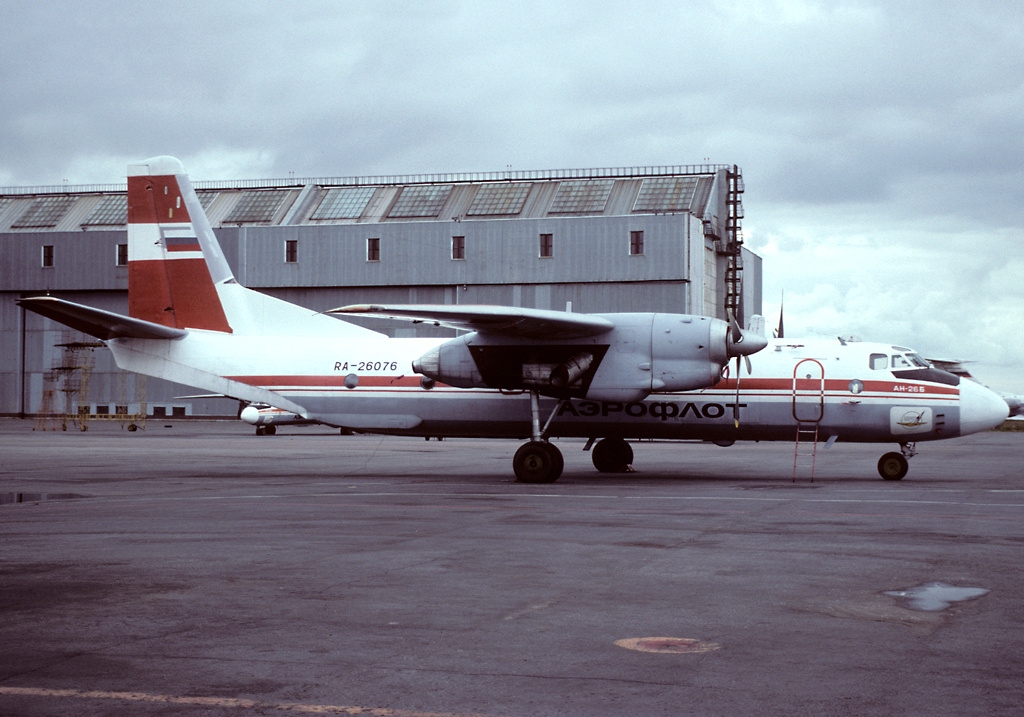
[467,183,532,216]
[633,177,699,213]
[196,191,218,210]
[388,185,452,218]
[83,194,128,225]
[549,179,614,214]
[12,196,77,228]
[225,190,291,223]
[311,187,376,220]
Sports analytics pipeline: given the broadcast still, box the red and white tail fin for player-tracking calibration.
[126,156,381,339]
[127,156,233,332]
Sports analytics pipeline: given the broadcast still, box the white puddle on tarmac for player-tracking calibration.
[885,581,990,611]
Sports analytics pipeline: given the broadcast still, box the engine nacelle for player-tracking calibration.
[412,335,483,388]
[649,314,729,392]
[412,313,766,399]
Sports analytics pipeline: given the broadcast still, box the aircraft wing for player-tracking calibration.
[329,304,615,339]
[18,296,188,341]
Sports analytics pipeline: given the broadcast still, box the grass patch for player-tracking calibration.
[994,420,1024,432]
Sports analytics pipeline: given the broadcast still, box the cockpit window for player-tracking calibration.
[906,352,929,368]
[891,355,913,369]
[869,353,888,370]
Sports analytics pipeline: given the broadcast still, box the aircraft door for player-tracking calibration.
[792,359,825,423]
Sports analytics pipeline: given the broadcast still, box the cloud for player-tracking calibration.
[1,0,1022,389]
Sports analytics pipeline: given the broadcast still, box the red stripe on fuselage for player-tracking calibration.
[227,375,423,388]
[715,377,958,396]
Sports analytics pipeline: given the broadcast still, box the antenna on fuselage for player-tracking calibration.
[775,292,785,339]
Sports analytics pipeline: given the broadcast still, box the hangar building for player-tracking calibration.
[0,163,761,420]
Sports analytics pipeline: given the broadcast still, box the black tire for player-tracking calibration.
[878,452,909,481]
[592,437,633,473]
[514,441,564,483]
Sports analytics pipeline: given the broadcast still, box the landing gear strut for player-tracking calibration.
[513,392,565,484]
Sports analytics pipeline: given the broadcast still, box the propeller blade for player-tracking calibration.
[733,355,741,428]
[728,310,743,344]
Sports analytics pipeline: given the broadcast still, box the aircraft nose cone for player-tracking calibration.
[959,379,1009,435]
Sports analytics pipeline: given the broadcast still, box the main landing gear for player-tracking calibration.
[877,442,916,481]
[590,437,634,473]
[513,392,566,484]
[513,392,637,483]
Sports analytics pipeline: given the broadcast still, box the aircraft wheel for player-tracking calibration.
[265,425,276,435]
[592,437,633,473]
[878,452,909,481]
[514,441,564,483]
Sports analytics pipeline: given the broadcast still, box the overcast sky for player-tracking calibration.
[2,0,1021,391]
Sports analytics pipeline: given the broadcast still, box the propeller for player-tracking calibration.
[726,311,766,428]
[726,311,767,365]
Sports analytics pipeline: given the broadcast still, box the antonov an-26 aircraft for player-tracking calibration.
[19,157,1009,483]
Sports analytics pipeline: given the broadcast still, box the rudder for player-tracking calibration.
[127,156,232,333]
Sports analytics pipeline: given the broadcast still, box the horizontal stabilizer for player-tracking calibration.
[329,304,615,339]
[18,297,188,341]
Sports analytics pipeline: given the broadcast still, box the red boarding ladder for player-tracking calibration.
[792,359,825,481]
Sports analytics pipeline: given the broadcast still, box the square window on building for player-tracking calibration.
[629,230,644,256]
[539,233,553,258]
[41,245,54,267]
[367,237,380,262]
[285,239,298,263]
[116,243,128,267]
[451,235,465,260]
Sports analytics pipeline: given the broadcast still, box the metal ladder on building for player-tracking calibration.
[723,166,745,321]
[792,359,825,481]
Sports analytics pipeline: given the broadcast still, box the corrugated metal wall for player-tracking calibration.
[1,166,762,418]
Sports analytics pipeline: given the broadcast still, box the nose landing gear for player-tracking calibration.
[878,442,916,480]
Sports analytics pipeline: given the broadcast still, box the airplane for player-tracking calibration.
[927,359,1023,419]
[17,156,1010,484]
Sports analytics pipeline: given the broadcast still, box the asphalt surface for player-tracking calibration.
[1,418,1022,716]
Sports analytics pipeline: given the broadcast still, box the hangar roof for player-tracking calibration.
[0,164,737,233]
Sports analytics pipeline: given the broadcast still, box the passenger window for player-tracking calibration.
[869,353,888,370]
[891,355,912,369]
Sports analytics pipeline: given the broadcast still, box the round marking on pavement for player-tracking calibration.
[615,637,720,654]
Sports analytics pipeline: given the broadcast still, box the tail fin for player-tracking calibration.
[127,156,233,332]
[127,156,381,339]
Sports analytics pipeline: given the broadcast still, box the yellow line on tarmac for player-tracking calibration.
[0,687,510,717]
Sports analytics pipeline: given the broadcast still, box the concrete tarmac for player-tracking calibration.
[1,418,1022,716]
